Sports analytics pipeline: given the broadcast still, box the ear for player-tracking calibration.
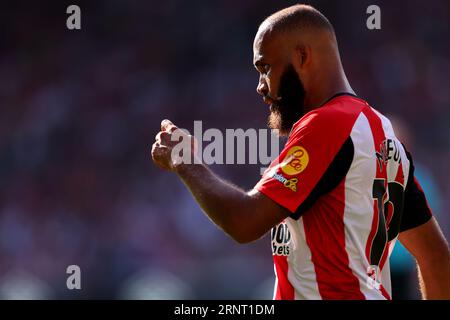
[295,44,311,69]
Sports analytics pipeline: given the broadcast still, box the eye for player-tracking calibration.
[257,65,270,76]
[254,62,270,75]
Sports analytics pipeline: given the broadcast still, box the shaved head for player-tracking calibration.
[253,4,352,136]
[255,4,339,61]
[260,4,335,37]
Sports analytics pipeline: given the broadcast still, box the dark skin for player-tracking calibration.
[151,22,351,243]
[399,218,450,299]
[152,120,288,244]
[151,14,450,298]
[253,19,354,112]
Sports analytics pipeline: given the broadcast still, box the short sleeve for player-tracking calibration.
[254,110,356,213]
[399,148,433,232]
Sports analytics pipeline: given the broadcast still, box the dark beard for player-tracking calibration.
[268,64,306,136]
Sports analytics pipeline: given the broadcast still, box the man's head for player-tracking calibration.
[253,4,347,136]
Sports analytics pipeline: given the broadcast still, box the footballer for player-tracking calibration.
[151,4,450,299]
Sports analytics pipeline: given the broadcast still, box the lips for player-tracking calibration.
[263,95,281,113]
[263,97,273,105]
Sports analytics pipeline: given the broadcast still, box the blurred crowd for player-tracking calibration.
[0,0,449,299]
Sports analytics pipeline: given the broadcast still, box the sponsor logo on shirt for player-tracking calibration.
[280,146,309,176]
[272,172,298,192]
[271,222,291,256]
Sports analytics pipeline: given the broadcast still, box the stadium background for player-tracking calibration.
[0,0,448,299]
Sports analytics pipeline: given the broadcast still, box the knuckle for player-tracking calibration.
[160,131,170,140]
[155,131,165,141]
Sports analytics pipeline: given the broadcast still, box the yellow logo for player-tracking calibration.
[281,146,309,176]
[284,178,298,192]
[272,172,298,192]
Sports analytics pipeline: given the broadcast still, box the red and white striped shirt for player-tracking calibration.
[255,94,432,300]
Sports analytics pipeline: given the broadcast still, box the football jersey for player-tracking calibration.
[254,93,433,300]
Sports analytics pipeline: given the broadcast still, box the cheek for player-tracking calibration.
[266,75,277,96]
[267,68,283,96]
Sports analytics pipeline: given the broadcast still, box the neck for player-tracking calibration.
[304,67,354,111]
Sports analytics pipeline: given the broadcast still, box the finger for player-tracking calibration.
[155,131,170,144]
[151,148,168,170]
[161,119,178,133]
[151,143,168,162]
[152,142,169,152]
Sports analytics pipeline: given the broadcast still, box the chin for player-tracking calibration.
[268,113,291,137]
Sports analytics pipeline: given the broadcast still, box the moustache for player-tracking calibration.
[263,94,282,106]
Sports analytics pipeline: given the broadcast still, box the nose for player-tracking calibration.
[256,76,268,97]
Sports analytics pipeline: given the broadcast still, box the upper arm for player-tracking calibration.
[398,146,448,261]
[239,189,291,243]
[399,217,449,264]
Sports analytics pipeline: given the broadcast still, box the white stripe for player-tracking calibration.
[381,250,392,295]
[374,109,410,189]
[345,113,385,299]
[286,217,322,299]
[373,109,411,298]
[272,266,278,300]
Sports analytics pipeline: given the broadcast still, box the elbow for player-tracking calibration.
[232,234,255,245]
[219,220,260,244]
[227,227,263,244]
[218,199,268,244]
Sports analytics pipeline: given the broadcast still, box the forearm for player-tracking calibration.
[416,248,450,299]
[152,120,287,243]
[175,162,253,242]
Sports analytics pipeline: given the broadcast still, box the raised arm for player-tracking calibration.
[151,120,290,243]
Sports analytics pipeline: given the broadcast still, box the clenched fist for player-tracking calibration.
[151,119,198,171]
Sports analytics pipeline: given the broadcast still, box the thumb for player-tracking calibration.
[161,119,178,133]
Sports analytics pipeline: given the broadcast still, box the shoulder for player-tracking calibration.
[289,95,367,141]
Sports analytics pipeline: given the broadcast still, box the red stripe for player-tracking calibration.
[362,107,388,264]
[273,255,295,300]
[362,107,386,160]
[380,284,392,300]
[379,240,391,271]
[365,199,380,260]
[303,178,365,299]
